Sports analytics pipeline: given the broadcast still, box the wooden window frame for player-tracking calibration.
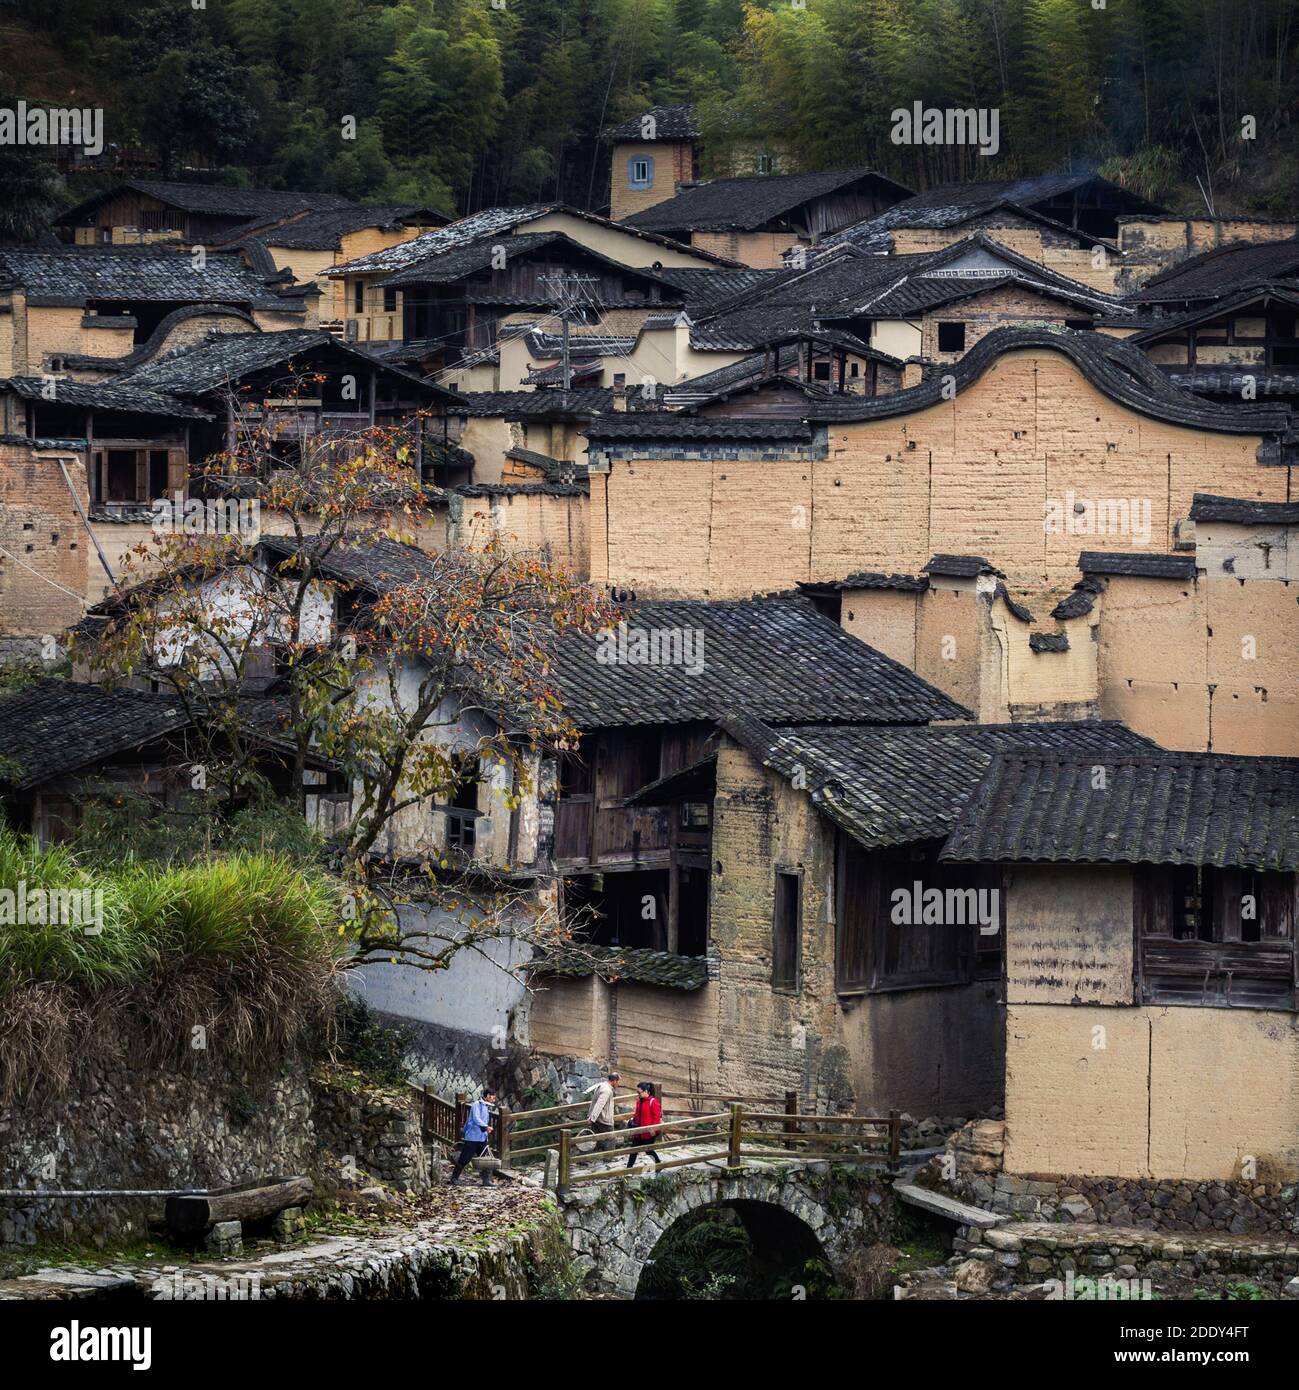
[772,866,803,993]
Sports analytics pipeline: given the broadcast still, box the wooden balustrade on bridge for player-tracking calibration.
[411,1081,901,1189]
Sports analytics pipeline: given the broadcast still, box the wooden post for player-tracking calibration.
[497,1107,512,1167]
[728,1104,742,1168]
[888,1108,901,1167]
[454,1092,468,1145]
[784,1090,798,1136]
[558,1129,571,1192]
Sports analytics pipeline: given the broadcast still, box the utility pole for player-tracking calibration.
[539,271,601,389]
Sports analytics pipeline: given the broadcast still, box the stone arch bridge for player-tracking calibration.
[558,1160,894,1298]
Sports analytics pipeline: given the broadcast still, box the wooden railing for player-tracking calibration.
[412,1083,901,1182]
[556,1102,902,1189]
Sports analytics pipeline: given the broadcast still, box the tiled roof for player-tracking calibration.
[1189,493,1299,525]
[1130,238,1299,303]
[0,679,188,789]
[455,480,588,499]
[1125,285,1299,343]
[55,180,354,226]
[546,597,968,728]
[586,415,814,442]
[1078,551,1197,580]
[0,246,301,307]
[1029,632,1069,653]
[830,572,929,592]
[535,942,709,990]
[652,267,778,309]
[332,204,737,278]
[526,329,638,357]
[924,554,1002,578]
[456,388,613,418]
[523,360,605,387]
[0,679,335,790]
[1169,370,1299,398]
[721,715,1161,851]
[682,237,1125,353]
[258,536,441,594]
[664,337,890,406]
[940,752,1299,870]
[1049,576,1103,620]
[603,104,701,142]
[244,204,445,250]
[798,327,1290,434]
[503,447,587,481]
[0,375,210,419]
[333,205,558,275]
[815,174,1160,256]
[624,167,912,234]
[119,328,460,402]
[828,235,1128,318]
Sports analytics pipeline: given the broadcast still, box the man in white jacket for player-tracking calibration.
[587,1071,620,1151]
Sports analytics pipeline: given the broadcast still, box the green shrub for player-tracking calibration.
[331,992,414,1086]
[0,826,345,1100]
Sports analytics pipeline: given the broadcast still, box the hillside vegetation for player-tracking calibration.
[0,0,1296,230]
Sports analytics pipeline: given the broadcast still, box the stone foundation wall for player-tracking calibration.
[0,1062,432,1251]
[954,1221,1299,1296]
[940,1116,1297,1238]
[0,1063,317,1250]
[311,1072,430,1193]
[954,1170,1298,1237]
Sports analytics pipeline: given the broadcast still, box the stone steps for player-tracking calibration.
[894,1181,1006,1228]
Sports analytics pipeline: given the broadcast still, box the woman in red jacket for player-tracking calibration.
[625,1081,663,1170]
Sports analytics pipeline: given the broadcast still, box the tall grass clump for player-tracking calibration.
[0,826,346,1102]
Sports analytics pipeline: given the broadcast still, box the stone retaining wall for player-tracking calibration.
[0,1063,317,1250]
[951,1171,1298,1236]
[311,1072,429,1193]
[942,1118,1298,1237]
[1,1062,431,1251]
[953,1220,1299,1296]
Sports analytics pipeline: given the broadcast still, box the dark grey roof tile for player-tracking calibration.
[941,752,1299,869]
[722,715,1161,850]
[1078,551,1197,579]
[547,597,968,728]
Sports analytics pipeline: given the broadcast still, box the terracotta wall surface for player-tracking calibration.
[591,349,1287,612]
[1006,1001,1299,1181]
[0,440,89,638]
[609,141,696,222]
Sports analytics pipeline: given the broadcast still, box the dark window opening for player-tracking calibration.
[106,450,139,502]
[813,361,830,381]
[577,868,670,952]
[1136,865,1295,1008]
[353,281,364,314]
[141,209,185,233]
[677,864,709,957]
[383,287,398,314]
[443,763,480,853]
[773,869,801,990]
[559,745,593,796]
[148,450,170,499]
[836,837,1003,993]
[937,321,966,353]
[1065,318,1095,331]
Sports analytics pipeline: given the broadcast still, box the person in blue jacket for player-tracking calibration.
[450,1085,497,1185]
